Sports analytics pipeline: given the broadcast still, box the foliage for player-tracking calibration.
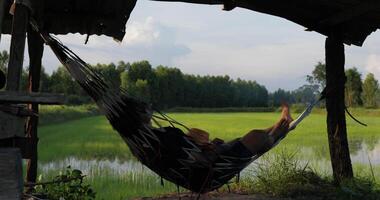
[166,107,275,113]
[337,178,380,200]
[362,73,379,108]
[306,62,326,92]
[120,61,269,109]
[269,88,294,106]
[243,150,333,197]
[242,151,380,200]
[306,62,378,108]
[34,167,96,200]
[39,104,100,125]
[345,67,363,107]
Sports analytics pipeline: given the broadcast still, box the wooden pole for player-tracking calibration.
[6,4,29,91]
[25,29,44,185]
[0,0,4,43]
[325,36,353,183]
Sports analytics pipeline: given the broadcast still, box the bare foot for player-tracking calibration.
[281,103,293,123]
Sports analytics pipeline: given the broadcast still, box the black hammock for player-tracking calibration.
[39,32,306,193]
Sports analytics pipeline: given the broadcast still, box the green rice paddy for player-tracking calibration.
[37,110,380,199]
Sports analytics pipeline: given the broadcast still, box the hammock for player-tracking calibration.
[38,32,317,193]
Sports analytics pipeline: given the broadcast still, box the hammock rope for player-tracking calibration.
[30,20,324,193]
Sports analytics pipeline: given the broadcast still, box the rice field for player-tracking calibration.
[37,110,380,199]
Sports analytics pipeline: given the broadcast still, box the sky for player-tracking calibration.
[1,1,380,91]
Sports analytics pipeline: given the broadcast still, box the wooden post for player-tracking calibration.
[6,4,29,91]
[25,29,44,184]
[325,36,353,183]
[0,148,23,200]
[0,0,5,43]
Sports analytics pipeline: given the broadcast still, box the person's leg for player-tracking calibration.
[240,104,293,155]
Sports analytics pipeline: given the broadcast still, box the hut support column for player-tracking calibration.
[25,29,44,184]
[325,36,353,183]
[6,4,29,91]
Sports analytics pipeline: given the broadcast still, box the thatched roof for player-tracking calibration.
[1,0,380,46]
[1,0,137,41]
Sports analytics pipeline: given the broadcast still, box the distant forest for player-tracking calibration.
[0,51,379,108]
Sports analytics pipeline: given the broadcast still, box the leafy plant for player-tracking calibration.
[32,167,96,200]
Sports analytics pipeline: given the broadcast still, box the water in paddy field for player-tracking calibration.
[40,138,380,179]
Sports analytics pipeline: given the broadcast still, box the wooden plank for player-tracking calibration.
[0,91,65,104]
[25,28,44,185]
[0,148,23,200]
[6,3,29,91]
[325,36,353,183]
[0,111,26,139]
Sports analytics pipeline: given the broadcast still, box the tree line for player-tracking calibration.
[305,62,379,108]
[0,50,379,108]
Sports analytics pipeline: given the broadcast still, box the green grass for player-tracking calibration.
[38,168,180,200]
[238,150,380,200]
[39,116,130,162]
[37,111,380,199]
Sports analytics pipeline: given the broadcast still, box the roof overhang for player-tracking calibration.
[1,0,379,46]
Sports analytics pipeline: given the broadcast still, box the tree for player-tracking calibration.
[362,73,379,108]
[134,79,151,102]
[307,62,326,91]
[269,89,294,107]
[345,67,363,107]
[292,84,318,104]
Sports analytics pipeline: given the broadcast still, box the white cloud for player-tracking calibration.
[0,16,191,74]
[124,17,160,45]
[174,38,325,90]
[366,54,380,78]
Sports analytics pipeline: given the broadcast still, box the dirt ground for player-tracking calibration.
[134,192,323,200]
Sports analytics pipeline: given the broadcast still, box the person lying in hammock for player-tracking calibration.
[185,103,294,159]
[42,33,302,193]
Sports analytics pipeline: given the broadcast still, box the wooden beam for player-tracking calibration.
[0,148,23,200]
[6,4,29,91]
[25,28,44,185]
[0,91,65,104]
[325,36,353,183]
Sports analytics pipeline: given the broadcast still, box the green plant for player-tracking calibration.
[243,150,333,197]
[337,177,380,200]
[33,167,96,200]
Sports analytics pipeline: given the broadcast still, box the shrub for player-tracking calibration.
[241,150,380,199]
[30,167,96,200]
[243,150,332,197]
[39,104,100,125]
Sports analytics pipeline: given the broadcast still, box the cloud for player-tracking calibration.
[1,17,191,74]
[174,38,325,91]
[124,17,160,45]
[366,54,380,78]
